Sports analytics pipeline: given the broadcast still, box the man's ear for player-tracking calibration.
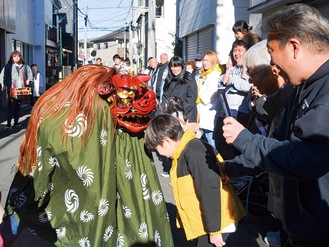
[289,38,301,59]
[163,136,172,144]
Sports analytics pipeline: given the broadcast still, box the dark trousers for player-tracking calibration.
[2,227,55,247]
[7,98,21,127]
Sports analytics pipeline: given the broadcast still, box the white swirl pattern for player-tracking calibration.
[49,156,60,167]
[152,190,163,205]
[139,222,148,239]
[98,198,110,216]
[38,161,43,171]
[122,205,132,219]
[56,227,66,238]
[64,113,87,138]
[76,166,94,187]
[117,233,124,247]
[141,173,150,200]
[155,230,161,247]
[100,129,108,146]
[78,237,90,247]
[125,159,133,180]
[103,225,114,242]
[65,189,80,213]
[80,210,94,223]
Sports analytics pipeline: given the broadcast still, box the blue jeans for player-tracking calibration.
[202,129,215,147]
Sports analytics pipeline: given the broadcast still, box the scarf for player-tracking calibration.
[196,64,222,104]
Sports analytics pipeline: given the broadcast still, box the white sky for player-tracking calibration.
[77,0,131,40]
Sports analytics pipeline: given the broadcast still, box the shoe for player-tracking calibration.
[264,231,281,247]
[14,124,22,128]
[161,171,170,178]
[5,126,13,130]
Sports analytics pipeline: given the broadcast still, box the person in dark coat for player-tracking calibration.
[161,56,197,122]
[222,4,329,246]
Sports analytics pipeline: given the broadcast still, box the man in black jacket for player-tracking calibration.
[155,53,169,103]
[222,4,329,246]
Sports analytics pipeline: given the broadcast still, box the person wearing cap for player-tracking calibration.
[194,53,203,82]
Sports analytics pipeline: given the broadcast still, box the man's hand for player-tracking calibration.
[209,233,226,247]
[222,117,245,144]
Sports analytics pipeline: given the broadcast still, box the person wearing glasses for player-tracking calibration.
[222,4,329,246]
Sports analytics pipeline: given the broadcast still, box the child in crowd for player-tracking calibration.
[165,96,199,133]
[186,60,197,76]
[232,20,261,48]
[159,96,199,177]
[145,114,242,247]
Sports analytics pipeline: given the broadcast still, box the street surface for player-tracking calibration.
[0,103,278,246]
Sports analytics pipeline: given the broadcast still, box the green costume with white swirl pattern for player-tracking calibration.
[5,97,174,246]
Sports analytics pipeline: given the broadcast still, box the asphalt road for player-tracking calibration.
[0,103,279,246]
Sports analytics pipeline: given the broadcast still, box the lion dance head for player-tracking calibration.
[98,73,156,133]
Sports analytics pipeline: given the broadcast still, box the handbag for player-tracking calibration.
[10,67,32,99]
[10,87,32,99]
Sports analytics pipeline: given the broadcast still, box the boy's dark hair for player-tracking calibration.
[113,54,121,60]
[144,114,184,150]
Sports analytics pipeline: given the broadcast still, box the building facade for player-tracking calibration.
[178,0,251,64]
[178,0,329,64]
[0,0,77,109]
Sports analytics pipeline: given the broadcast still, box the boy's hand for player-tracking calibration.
[210,233,226,247]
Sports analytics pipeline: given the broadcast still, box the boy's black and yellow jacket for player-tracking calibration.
[170,130,222,240]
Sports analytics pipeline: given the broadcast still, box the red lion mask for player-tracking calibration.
[101,74,156,133]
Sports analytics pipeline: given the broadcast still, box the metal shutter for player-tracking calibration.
[198,27,213,55]
[186,32,198,61]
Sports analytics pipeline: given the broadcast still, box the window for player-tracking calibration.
[156,0,164,18]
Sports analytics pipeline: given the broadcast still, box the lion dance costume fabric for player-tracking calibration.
[3,65,174,246]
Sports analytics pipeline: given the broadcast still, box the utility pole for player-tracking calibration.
[73,0,78,69]
[123,26,127,59]
[129,0,133,64]
[59,25,63,79]
[148,0,156,58]
[84,0,88,64]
